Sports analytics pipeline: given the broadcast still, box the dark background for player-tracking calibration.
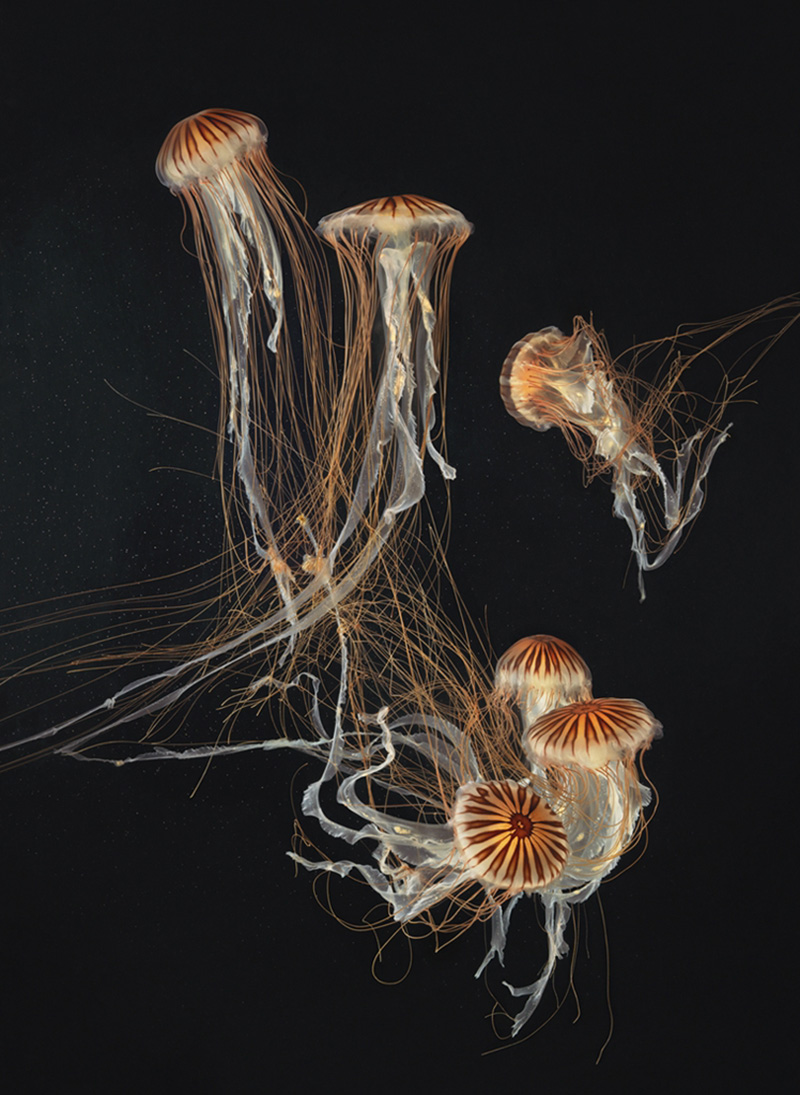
[1,5,796,1091]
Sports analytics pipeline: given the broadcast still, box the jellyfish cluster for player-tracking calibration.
[282,632,660,1036]
[4,106,791,1039]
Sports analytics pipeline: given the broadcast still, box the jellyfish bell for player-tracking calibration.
[494,633,593,726]
[523,696,662,770]
[501,322,642,472]
[155,108,268,192]
[318,194,472,245]
[500,325,602,431]
[452,780,569,894]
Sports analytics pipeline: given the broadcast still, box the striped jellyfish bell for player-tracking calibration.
[523,697,662,770]
[452,780,569,893]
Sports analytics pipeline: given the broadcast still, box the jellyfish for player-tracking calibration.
[523,696,661,877]
[157,108,328,612]
[317,195,472,534]
[494,633,593,725]
[499,304,800,599]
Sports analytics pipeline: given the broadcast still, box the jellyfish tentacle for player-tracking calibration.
[197,168,302,650]
[407,244,456,480]
[474,894,521,978]
[503,892,576,1037]
[319,196,471,570]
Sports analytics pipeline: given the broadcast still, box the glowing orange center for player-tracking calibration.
[509,812,533,838]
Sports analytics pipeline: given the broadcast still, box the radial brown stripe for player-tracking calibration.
[452,781,568,893]
[523,697,662,769]
[344,195,452,219]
